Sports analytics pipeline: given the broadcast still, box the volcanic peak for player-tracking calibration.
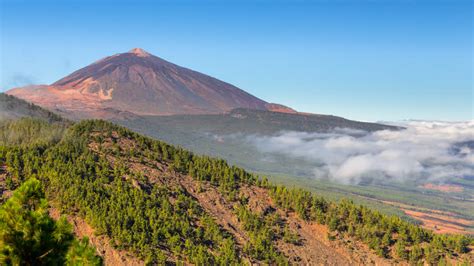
[128,48,151,57]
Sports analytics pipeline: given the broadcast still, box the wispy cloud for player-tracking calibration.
[244,121,474,184]
[3,73,37,89]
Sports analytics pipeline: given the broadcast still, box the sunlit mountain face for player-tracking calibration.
[7,48,295,119]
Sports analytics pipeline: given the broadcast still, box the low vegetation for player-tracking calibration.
[0,118,67,147]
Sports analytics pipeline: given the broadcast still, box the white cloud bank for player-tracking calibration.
[245,121,474,184]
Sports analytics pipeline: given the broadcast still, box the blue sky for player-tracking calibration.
[0,0,472,121]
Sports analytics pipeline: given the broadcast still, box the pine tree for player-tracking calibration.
[0,178,101,265]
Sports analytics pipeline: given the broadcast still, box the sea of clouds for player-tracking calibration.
[244,120,474,184]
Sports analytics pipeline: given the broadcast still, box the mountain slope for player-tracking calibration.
[1,119,472,265]
[123,108,399,135]
[7,48,271,118]
[0,93,65,123]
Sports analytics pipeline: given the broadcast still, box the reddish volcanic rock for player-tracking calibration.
[264,103,298,114]
[7,48,281,118]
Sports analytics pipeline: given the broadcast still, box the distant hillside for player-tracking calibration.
[1,119,472,265]
[0,93,65,123]
[116,108,401,178]
[123,108,400,135]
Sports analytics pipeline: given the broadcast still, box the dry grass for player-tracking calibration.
[422,183,464,193]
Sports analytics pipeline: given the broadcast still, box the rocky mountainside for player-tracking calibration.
[1,118,472,265]
[7,48,293,119]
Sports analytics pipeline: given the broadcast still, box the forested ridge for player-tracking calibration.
[0,93,65,123]
[0,118,472,265]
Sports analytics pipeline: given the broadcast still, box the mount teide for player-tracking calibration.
[7,48,294,119]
